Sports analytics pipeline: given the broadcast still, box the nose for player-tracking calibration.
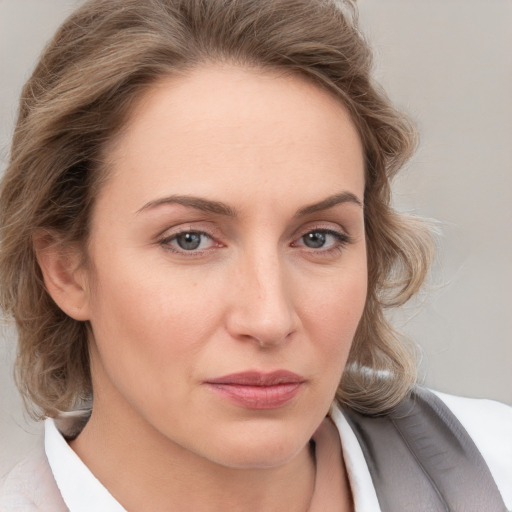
[225,250,297,348]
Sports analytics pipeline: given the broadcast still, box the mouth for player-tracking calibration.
[204,370,306,410]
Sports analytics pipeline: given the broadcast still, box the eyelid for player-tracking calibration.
[290,224,354,256]
[292,222,351,242]
[155,220,223,242]
[293,229,351,246]
[157,225,223,256]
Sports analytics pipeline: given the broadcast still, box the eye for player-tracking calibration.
[293,229,351,251]
[161,230,215,252]
[302,231,330,249]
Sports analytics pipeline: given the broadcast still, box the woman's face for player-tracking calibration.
[81,64,367,469]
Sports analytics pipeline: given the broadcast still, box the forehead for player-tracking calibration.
[100,64,365,210]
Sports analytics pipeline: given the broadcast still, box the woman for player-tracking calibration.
[0,0,510,511]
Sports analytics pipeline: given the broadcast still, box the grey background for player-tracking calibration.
[1,0,511,475]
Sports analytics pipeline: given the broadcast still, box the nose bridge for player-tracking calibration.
[228,244,296,346]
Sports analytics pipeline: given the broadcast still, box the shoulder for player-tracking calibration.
[432,390,512,463]
[0,443,67,512]
[432,389,512,508]
[432,389,512,435]
[333,388,512,510]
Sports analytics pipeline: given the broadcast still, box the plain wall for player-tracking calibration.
[1,0,511,476]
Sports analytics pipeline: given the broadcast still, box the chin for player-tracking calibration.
[196,421,313,470]
[214,443,307,470]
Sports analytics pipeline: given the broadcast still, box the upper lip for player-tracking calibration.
[205,370,306,386]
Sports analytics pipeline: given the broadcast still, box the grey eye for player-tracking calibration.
[302,232,327,248]
[175,232,203,250]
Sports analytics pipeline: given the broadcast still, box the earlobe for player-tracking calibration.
[33,231,91,321]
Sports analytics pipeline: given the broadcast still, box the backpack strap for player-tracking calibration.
[342,387,507,512]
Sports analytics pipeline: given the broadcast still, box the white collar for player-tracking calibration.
[329,403,381,512]
[44,405,381,512]
[44,419,125,512]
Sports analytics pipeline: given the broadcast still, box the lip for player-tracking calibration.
[204,371,306,410]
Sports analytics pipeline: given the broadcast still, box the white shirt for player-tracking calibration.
[2,391,511,511]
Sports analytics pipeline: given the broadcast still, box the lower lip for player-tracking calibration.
[206,382,303,409]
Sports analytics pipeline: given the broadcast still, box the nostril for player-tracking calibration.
[225,300,297,347]
[225,256,297,346]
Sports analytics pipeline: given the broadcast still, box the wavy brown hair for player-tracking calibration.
[0,0,433,419]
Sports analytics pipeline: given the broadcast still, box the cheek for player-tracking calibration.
[89,245,214,331]
[300,261,368,370]
[304,260,367,330]
[85,256,221,394]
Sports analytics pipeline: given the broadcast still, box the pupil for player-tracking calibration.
[304,232,326,248]
[177,233,201,250]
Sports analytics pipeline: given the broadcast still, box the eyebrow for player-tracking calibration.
[295,192,363,216]
[136,195,238,216]
[136,191,363,217]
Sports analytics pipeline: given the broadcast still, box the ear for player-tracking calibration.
[33,231,91,321]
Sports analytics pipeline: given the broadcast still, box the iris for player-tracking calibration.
[303,232,327,249]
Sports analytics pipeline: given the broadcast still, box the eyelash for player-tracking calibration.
[291,228,353,256]
[158,229,219,256]
[158,227,353,257]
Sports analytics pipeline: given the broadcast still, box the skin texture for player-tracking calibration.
[38,64,366,511]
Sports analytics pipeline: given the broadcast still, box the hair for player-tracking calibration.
[0,0,433,419]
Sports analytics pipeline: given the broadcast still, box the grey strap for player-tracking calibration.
[343,387,507,512]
